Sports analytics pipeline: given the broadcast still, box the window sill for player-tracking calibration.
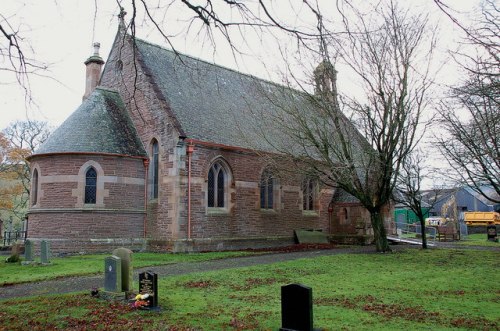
[302,210,318,217]
[207,208,230,216]
[260,208,277,214]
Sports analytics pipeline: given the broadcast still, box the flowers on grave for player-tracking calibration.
[132,293,150,309]
[90,287,99,297]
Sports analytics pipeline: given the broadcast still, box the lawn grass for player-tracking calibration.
[457,233,500,247]
[0,248,499,330]
[0,251,254,286]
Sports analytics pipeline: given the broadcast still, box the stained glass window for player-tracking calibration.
[260,170,274,209]
[85,167,97,204]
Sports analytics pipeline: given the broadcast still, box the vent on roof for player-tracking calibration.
[83,42,105,101]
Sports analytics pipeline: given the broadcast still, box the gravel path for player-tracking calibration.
[0,245,391,300]
[1,243,497,301]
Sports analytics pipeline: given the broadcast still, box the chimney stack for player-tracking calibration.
[83,42,105,101]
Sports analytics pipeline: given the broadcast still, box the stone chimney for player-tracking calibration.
[83,42,105,101]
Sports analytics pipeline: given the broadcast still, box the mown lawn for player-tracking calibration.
[0,251,254,286]
[456,233,499,247]
[0,248,499,330]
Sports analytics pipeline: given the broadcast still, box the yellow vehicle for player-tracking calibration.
[464,212,500,226]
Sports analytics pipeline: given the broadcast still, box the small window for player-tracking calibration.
[208,162,226,208]
[31,169,38,206]
[302,178,316,211]
[260,170,274,209]
[85,167,97,204]
[150,139,159,199]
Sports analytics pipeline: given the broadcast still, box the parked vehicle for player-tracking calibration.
[425,217,447,226]
[464,212,500,226]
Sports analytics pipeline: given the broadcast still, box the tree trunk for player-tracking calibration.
[419,217,428,249]
[370,210,391,252]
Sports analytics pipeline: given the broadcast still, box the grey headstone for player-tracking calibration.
[104,255,122,293]
[139,271,158,308]
[24,240,34,262]
[112,247,133,292]
[280,283,314,331]
[40,240,51,264]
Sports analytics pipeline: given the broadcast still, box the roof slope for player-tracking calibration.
[34,87,147,157]
[135,39,315,152]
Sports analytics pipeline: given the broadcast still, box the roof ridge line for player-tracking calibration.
[132,36,303,94]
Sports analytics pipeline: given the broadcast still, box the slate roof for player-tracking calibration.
[331,188,361,204]
[135,39,315,152]
[33,87,147,158]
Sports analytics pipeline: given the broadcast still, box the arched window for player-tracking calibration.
[260,170,274,209]
[302,178,316,211]
[208,161,226,208]
[84,167,97,204]
[149,139,159,199]
[343,207,349,224]
[31,169,38,206]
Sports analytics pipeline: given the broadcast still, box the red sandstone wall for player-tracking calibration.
[99,33,334,247]
[180,146,334,240]
[28,154,146,253]
[100,34,180,241]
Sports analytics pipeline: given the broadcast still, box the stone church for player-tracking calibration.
[27,24,388,253]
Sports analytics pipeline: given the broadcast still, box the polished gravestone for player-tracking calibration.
[280,283,318,331]
[138,271,159,310]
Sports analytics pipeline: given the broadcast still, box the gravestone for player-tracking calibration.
[40,240,51,264]
[11,242,22,256]
[487,225,497,241]
[280,284,315,331]
[23,239,34,263]
[112,247,133,293]
[139,271,158,309]
[104,255,122,293]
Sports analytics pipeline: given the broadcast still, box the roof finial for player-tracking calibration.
[118,6,127,30]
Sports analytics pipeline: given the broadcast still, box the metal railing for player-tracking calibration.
[394,222,437,241]
[2,231,27,246]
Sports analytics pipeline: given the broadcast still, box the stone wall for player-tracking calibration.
[99,34,335,249]
[28,154,146,253]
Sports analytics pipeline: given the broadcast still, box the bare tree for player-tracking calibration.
[395,150,443,249]
[0,120,50,221]
[0,13,49,104]
[257,1,435,252]
[435,0,499,203]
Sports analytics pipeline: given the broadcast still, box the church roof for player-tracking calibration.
[33,87,147,158]
[134,39,315,152]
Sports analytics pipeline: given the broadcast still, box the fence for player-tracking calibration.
[395,221,468,242]
[2,231,27,246]
[394,222,437,241]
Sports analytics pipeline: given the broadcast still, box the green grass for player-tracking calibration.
[457,233,500,247]
[1,248,499,330]
[0,251,254,286]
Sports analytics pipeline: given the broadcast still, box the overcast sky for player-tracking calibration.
[1,0,479,131]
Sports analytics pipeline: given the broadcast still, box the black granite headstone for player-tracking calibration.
[139,271,158,308]
[280,283,313,331]
[487,225,497,241]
